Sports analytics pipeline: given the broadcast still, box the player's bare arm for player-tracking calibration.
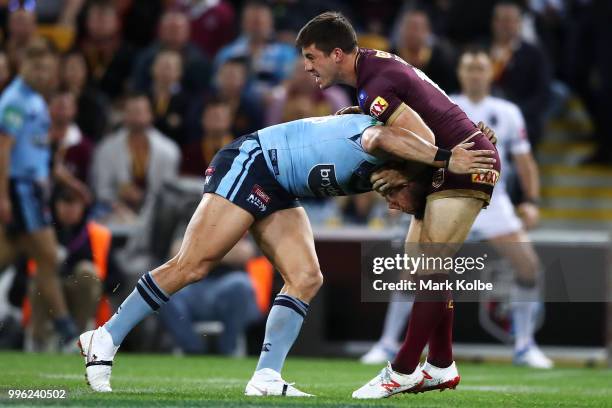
[0,133,13,224]
[362,125,496,174]
[513,151,540,229]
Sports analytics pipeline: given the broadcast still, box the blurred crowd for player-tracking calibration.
[0,0,610,353]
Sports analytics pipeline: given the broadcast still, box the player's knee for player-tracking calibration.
[168,255,214,285]
[295,268,324,297]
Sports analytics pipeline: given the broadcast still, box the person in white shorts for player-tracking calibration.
[361,48,553,369]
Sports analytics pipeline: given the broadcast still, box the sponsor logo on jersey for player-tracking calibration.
[370,96,389,117]
[432,168,445,188]
[246,184,269,212]
[471,169,499,186]
[308,164,344,197]
[204,166,215,185]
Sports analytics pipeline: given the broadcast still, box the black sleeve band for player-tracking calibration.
[434,148,452,168]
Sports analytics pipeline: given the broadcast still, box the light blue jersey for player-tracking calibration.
[0,77,51,181]
[257,114,385,197]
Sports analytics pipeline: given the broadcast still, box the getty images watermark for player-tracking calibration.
[371,253,492,292]
[360,241,609,302]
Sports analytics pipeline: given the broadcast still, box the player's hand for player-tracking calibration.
[517,202,540,230]
[448,142,497,174]
[370,168,410,194]
[335,105,363,115]
[477,121,497,145]
[0,194,12,224]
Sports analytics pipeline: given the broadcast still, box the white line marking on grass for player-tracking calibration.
[461,385,560,394]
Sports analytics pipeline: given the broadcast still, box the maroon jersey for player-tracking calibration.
[356,48,477,149]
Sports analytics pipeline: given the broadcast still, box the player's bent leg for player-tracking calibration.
[379,197,483,397]
[488,231,553,369]
[245,207,320,397]
[79,194,255,392]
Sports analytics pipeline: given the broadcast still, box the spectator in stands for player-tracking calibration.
[489,2,551,147]
[391,9,459,94]
[159,234,262,355]
[119,0,165,48]
[0,51,13,94]
[214,1,297,99]
[208,57,263,137]
[265,60,351,126]
[181,97,234,177]
[92,93,180,224]
[130,10,210,94]
[28,187,107,351]
[566,0,612,163]
[176,0,236,58]
[61,51,110,142]
[148,50,191,147]
[5,6,38,71]
[80,1,135,100]
[48,88,94,204]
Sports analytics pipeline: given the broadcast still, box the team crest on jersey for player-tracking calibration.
[472,170,499,187]
[432,168,445,188]
[370,96,389,117]
[247,184,270,212]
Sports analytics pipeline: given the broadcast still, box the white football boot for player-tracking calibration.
[245,368,313,397]
[77,327,119,392]
[514,344,554,369]
[415,361,461,393]
[352,362,424,399]
[360,344,398,365]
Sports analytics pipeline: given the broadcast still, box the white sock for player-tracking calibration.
[511,284,539,352]
[379,291,414,350]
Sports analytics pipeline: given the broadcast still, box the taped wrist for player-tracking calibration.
[434,148,452,168]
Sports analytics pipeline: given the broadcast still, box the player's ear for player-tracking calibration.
[332,48,343,63]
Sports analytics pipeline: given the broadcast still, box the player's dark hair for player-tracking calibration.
[296,12,358,55]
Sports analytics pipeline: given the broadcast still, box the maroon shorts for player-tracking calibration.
[413,131,501,219]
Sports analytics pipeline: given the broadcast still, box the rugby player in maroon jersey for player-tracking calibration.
[296,12,502,399]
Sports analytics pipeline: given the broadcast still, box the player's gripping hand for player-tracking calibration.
[0,194,12,224]
[517,202,540,230]
[448,142,496,174]
[335,105,363,115]
[477,121,497,145]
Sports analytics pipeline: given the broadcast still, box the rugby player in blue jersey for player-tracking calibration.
[78,114,495,395]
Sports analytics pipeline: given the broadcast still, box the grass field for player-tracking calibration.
[0,351,610,407]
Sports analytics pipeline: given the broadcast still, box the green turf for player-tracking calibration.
[0,351,610,407]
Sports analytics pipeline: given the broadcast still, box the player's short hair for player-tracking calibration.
[296,12,357,54]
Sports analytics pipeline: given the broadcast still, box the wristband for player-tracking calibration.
[434,148,452,168]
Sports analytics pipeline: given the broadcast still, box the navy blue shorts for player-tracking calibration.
[203,134,300,220]
[8,178,51,235]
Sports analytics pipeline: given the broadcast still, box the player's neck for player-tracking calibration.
[339,50,359,87]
